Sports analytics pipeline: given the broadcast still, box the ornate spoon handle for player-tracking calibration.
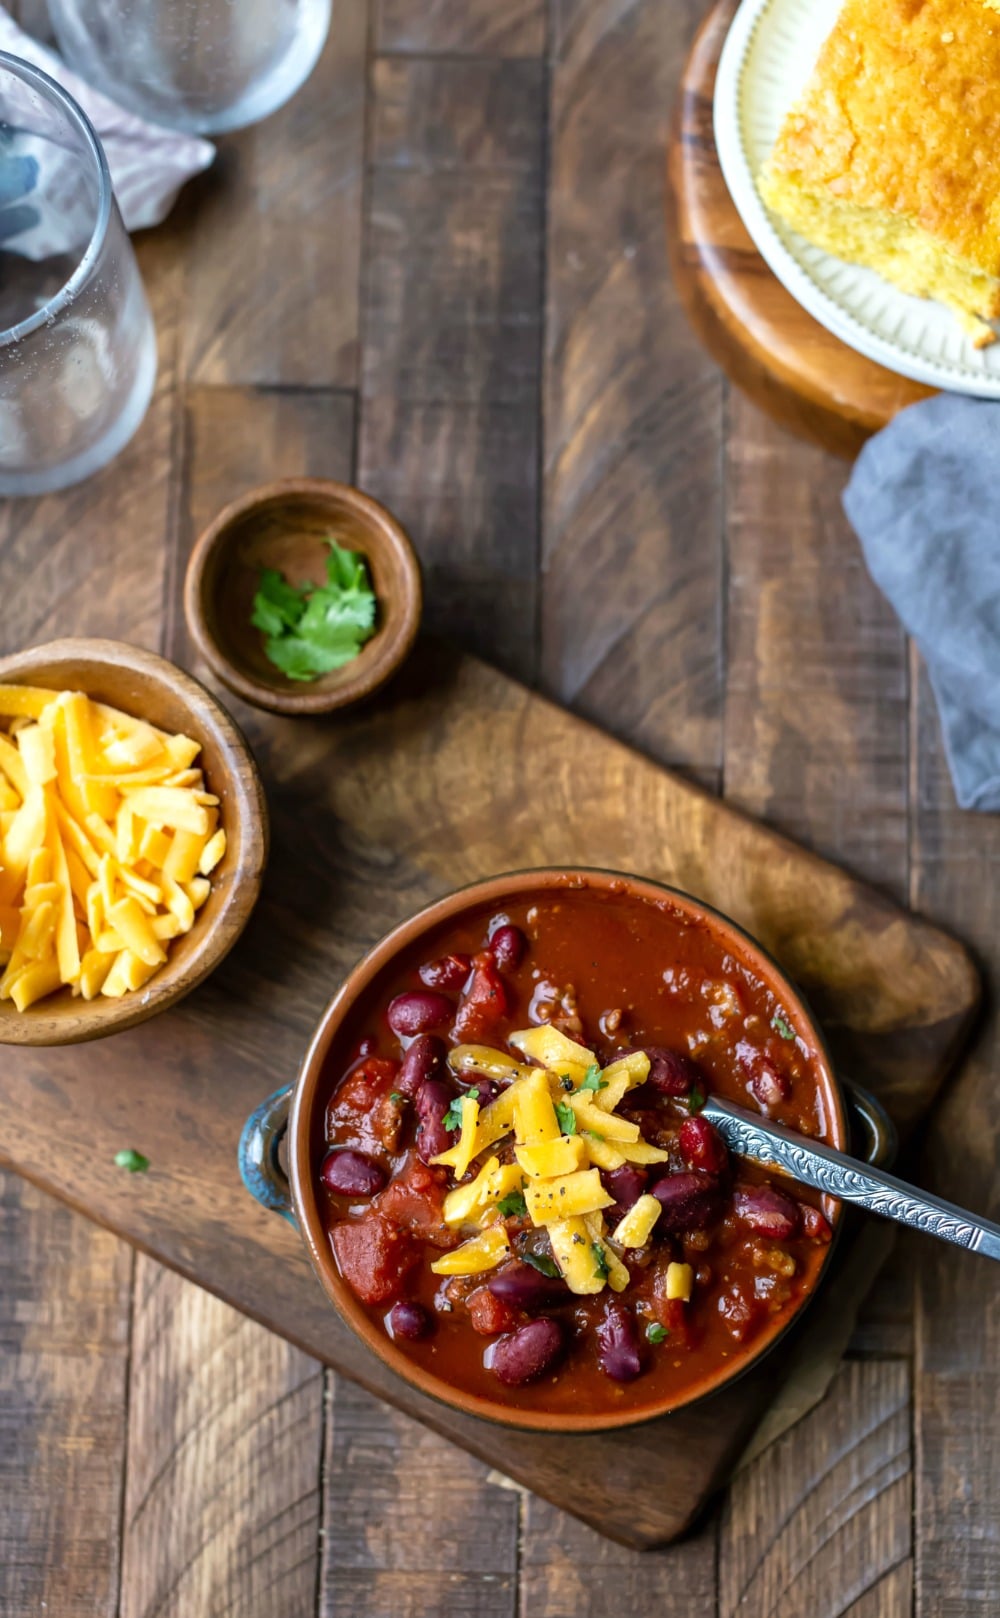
[703,1096,1000,1260]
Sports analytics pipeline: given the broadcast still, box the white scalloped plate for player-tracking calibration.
[713,0,1000,397]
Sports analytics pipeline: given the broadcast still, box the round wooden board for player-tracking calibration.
[665,0,934,458]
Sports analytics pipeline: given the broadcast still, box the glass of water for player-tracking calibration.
[46,0,331,135]
[0,52,156,497]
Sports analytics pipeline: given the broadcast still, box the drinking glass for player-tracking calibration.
[0,52,156,497]
[46,0,332,135]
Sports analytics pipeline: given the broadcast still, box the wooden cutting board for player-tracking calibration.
[665,0,934,459]
[0,640,978,1548]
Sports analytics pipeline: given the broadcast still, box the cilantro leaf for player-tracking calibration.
[389,1091,406,1105]
[497,1190,527,1219]
[580,1063,607,1094]
[591,1242,610,1281]
[251,568,307,633]
[325,538,368,592]
[555,1100,578,1135]
[443,1096,466,1131]
[685,1084,706,1115]
[645,1322,669,1344]
[251,537,378,683]
[114,1148,149,1174]
[523,1250,560,1279]
[771,1011,795,1041]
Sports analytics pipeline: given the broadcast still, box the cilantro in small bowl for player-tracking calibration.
[251,538,378,683]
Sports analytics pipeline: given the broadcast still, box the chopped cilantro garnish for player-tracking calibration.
[686,1085,706,1115]
[591,1242,610,1281]
[583,1129,605,1142]
[580,1063,608,1094]
[555,1100,578,1135]
[645,1322,669,1344]
[442,1096,466,1131]
[389,1091,406,1105]
[251,538,377,683]
[497,1190,528,1219]
[523,1251,561,1278]
[114,1148,149,1174]
[771,1011,795,1041]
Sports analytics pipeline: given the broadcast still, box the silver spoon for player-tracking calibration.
[703,1087,1000,1261]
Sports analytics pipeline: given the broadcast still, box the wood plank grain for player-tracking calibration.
[543,0,725,782]
[0,231,180,656]
[720,1360,912,1618]
[724,393,909,897]
[319,1381,519,1618]
[118,1256,323,1618]
[359,55,545,684]
[374,0,546,56]
[521,1490,716,1615]
[911,658,1000,1618]
[181,0,368,388]
[0,1172,131,1618]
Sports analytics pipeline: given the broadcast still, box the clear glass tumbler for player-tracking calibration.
[0,52,156,497]
[46,0,332,135]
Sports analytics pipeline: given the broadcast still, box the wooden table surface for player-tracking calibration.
[1,2,998,1615]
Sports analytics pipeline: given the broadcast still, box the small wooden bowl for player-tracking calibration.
[183,479,423,716]
[0,639,268,1047]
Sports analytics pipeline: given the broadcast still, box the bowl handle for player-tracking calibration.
[238,1084,296,1225]
[843,1078,898,1169]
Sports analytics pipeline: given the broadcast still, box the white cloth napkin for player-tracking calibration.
[0,7,213,257]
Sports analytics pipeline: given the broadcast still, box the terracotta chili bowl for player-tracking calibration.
[239,868,893,1433]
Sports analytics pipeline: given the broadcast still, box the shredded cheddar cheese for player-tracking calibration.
[0,685,226,1009]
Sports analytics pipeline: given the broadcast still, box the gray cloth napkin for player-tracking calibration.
[844,394,1000,812]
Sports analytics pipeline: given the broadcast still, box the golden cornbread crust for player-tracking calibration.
[760,0,1000,343]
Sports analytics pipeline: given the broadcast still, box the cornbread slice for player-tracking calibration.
[759,0,1000,346]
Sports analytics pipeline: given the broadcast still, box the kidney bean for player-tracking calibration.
[737,1039,791,1108]
[802,1205,833,1243]
[320,1148,387,1197]
[415,1077,456,1164]
[491,1318,565,1386]
[678,1115,729,1176]
[389,1300,433,1341]
[397,1034,448,1097]
[596,1301,644,1382]
[650,1170,722,1232]
[602,1164,648,1212]
[419,953,472,991]
[635,1046,703,1097]
[488,1261,568,1312]
[490,923,527,971]
[387,990,454,1038]
[733,1184,799,1239]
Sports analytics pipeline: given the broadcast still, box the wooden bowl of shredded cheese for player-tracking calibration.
[0,638,268,1045]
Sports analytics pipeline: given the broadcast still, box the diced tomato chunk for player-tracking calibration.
[453,951,509,1043]
[333,1056,399,1115]
[331,1211,418,1306]
[375,1159,452,1248]
[467,1287,520,1337]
